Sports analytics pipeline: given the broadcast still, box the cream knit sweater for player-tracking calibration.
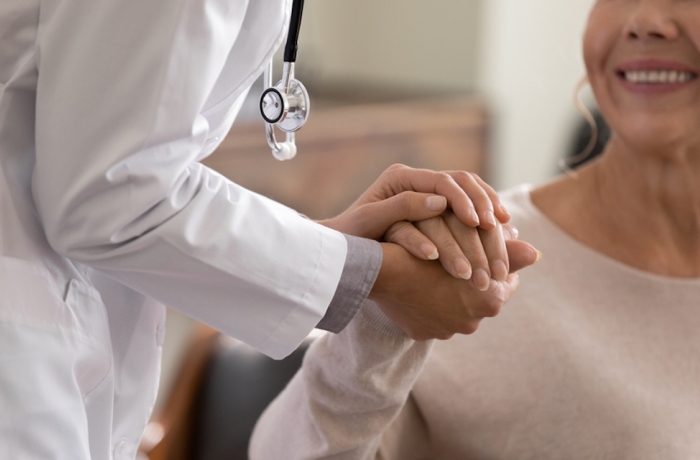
[250,185,700,460]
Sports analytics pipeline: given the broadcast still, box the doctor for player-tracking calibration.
[0,0,538,458]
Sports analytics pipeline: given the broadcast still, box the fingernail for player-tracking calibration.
[421,243,439,260]
[426,196,447,211]
[473,269,490,291]
[500,204,510,218]
[510,226,519,239]
[492,261,508,282]
[455,258,472,280]
[470,209,480,225]
[484,210,497,227]
[535,250,543,262]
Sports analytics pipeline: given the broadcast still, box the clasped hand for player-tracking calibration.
[320,164,540,341]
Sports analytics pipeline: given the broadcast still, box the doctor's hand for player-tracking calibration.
[319,163,510,260]
[320,164,510,239]
[369,242,522,341]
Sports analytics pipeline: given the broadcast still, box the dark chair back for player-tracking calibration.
[191,336,311,460]
[140,326,313,460]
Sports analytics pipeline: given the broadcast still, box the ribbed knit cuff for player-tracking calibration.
[357,300,409,341]
[316,235,382,333]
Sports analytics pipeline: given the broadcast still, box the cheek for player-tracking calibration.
[684,17,700,54]
[582,7,618,82]
[582,20,601,77]
[582,7,624,116]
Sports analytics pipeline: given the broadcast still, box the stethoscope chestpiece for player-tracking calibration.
[260,62,310,161]
[260,73,310,132]
[260,87,287,125]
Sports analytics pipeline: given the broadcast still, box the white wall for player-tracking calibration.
[298,0,482,93]
[477,0,596,189]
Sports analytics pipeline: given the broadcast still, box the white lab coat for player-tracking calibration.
[0,0,347,458]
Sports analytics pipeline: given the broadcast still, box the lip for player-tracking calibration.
[614,59,699,94]
[616,58,698,73]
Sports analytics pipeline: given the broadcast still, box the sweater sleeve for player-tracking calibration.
[249,301,434,460]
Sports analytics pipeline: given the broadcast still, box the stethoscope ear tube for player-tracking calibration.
[284,0,304,63]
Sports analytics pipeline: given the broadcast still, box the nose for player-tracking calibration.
[625,0,680,41]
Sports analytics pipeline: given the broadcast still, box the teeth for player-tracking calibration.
[623,70,695,84]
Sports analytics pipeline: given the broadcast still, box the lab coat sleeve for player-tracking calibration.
[32,0,347,359]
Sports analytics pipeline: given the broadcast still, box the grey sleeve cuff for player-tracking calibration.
[316,234,383,334]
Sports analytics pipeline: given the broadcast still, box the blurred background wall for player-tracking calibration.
[297,0,596,188]
[478,0,597,189]
[296,0,483,95]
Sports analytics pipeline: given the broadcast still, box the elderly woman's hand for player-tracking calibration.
[370,242,523,341]
[386,212,540,292]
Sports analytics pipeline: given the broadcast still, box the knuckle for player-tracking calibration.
[436,172,455,185]
[384,221,411,242]
[472,173,489,188]
[442,241,464,257]
[483,296,505,317]
[431,235,459,254]
[352,204,372,226]
[442,212,465,231]
[406,228,428,247]
[380,164,404,182]
[394,191,413,211]
[389,196,414,220]
[451,170,472,183]
[482,303,502,318]
[415,215,444,233]
[387,163,408,173]
[458,321,480,335]
[502,224,517,240]
[383,226,399,243]
[438,332,455,341]
[462,246,487,264]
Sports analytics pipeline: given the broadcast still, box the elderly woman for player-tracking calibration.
[250,1,700,458]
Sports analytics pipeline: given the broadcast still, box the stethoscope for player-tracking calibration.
[259,0,309,161]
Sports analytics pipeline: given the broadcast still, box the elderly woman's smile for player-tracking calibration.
[616,62,697,89]
[585,0,700,147]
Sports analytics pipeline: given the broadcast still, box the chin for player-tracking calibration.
[608,111,700,155]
